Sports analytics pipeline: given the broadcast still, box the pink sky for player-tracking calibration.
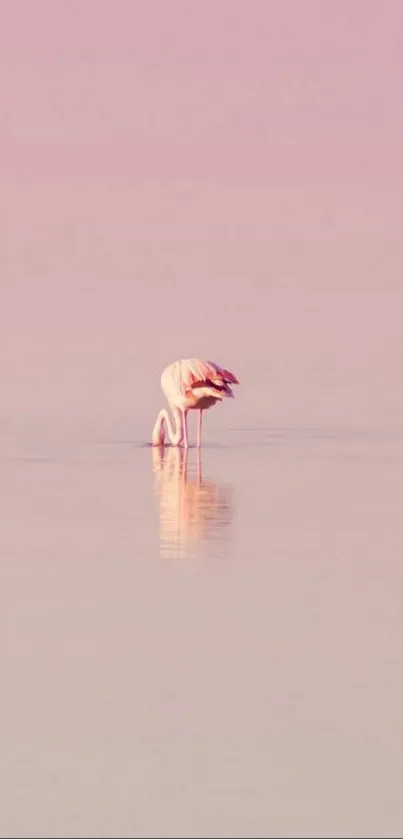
[2,2,402,183]
[1,1,403,430]
[2,1,402,284]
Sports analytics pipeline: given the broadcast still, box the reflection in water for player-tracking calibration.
[152,447,233,559]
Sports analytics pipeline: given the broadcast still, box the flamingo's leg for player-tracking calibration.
[197,410,203,448]
[182,410,189,448]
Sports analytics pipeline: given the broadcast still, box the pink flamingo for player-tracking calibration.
[152,358,239,448]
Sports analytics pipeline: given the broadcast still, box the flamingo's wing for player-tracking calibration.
[206,361,239,385]
[181,359,239,399]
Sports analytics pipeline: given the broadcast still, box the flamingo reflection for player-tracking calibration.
[152,446,233,559]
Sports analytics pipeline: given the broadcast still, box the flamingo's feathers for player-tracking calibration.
[160,357,239,413]
[180,359,239,393]
[206,361,239,385]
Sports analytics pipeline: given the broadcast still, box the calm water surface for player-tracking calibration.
[2,422,403,838]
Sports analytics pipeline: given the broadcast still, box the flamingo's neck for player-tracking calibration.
[152,406,183,446]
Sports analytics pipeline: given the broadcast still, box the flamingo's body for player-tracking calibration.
[152,358,239,448]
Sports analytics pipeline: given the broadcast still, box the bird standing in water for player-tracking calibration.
[152,358,239,448]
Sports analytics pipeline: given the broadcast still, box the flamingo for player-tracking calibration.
[151,358,239,448]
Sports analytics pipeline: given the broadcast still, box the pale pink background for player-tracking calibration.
[2,5,403,838]
[1,0,402,440]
